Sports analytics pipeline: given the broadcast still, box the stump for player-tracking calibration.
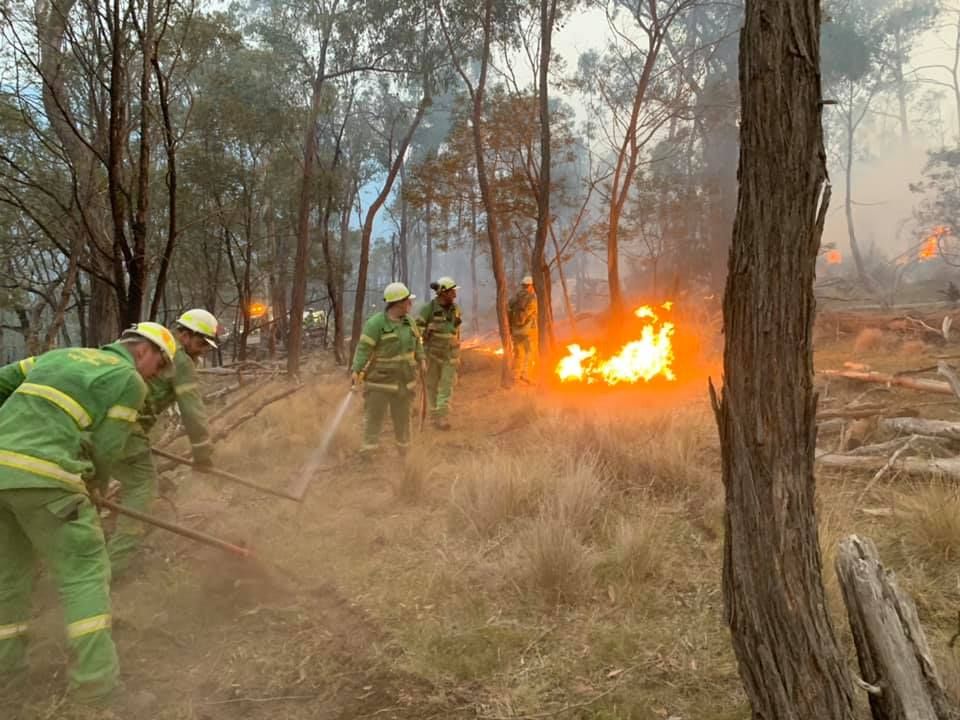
[835,535,960,720]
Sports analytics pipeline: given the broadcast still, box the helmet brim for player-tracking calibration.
[203,336,218,349]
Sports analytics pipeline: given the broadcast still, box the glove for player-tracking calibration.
[351,371,360,386]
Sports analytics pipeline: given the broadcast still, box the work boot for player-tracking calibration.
[432,417,452,431]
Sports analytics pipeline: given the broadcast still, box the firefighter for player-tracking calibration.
[0,323,176,702]
[509,275,539,383]
[107,309,219,577]
[417,277,462,430]
[351,282,425,455]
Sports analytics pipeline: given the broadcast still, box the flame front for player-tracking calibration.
[825,249,842,265]
[919,226,950,261]
[555,303,676,385]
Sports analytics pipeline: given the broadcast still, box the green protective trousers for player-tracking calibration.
[362,387,412,452]
[512,334,538,381]
[425,357,458,419]
[106,431,156,577]
[0,485,118,699]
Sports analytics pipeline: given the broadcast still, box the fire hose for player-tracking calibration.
[151,447,300,502]
[96,494,252,559]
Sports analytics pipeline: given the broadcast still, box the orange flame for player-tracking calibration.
[555,303,676,385]
[825,249,842,265]
[247,302,268,319]
[919,226,950,262]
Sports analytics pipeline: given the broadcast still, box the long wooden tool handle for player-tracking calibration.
[151,447,301,502]
[98,496,252,559]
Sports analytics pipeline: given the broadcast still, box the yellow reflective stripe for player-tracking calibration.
[18,357,36,376]
[0,622,28,640]
[67,614,111,639]
[16,383,92,428]
[429,333,455,339]
[0,450,86,493]
[106,405,138,423]
[364,381,400,392]
[174,383,198,397]
[359,334,377,347]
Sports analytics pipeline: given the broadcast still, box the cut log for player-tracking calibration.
[820,370,955,396]
[818,405,920,420]
[835,535,960,720]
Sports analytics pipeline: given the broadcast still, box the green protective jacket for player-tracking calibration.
[0,344,147,494]
[138,337,211,461]
[351,311,425,392]
[509,290,538,336]
[417,299,462,362]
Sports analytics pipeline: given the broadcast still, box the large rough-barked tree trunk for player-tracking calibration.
[711,1,856,719]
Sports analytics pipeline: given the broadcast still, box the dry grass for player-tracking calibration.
[449,451,549,537]
[393,444,433,503]
[516,512,595,604]
[897,479,960,567]
[900,339,930,357]
[853,327,887,354]
[598,510,666,587]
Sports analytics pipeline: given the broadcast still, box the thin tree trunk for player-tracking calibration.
[424,201,433,295]
[129,0,154,324]
[471,0,513,385]
[149,46,179,320]
[43,238,82,350]
[470,199,480,334]
[711,1,857,718]
[349,95,429,361]
[399,161,410,285]
[532,0,557,361]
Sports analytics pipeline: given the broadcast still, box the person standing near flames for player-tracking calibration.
[417,277,463,430]
[351,282,425,456]
[107,309,219,577]
[0,323,175,703]
[509,275,538,383]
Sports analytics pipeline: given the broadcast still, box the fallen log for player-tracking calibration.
[881,417,960,442]
[816,452,960,480]
[835,535,959,720]
[937,361,960,400]
[845,436,946,457]
[820,370,955,396]
[817,404,920,420]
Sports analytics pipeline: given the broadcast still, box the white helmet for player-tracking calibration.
[384,282,415,304]
[435,276,458,293]
[176,308,220,348]
[122,322,178,364]
[521,275,533,286]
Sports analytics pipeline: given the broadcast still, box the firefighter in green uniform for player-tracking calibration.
[107,308,219,577]
[0,322,176,702]
[351,282,425,455]
[509,275,539,383]
[417,277,462,430]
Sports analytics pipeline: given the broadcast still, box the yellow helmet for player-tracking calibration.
[435,276,458,293]
[122,322,177,364]
[176,308,220,347]
[383,282,415,303]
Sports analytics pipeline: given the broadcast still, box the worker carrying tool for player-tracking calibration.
[351,282,425,456]
[417,277,462,430]
[0,323,175,703]
[107,308,219,577]
[509,275,539,384]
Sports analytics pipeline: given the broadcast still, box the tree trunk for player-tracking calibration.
[149,46,179,321]
[470,0,513,386]
[424,200,433,296]
[399,161,410,285]
[711,1,857,718]
[532,0,558,359]
[349,95,429,362]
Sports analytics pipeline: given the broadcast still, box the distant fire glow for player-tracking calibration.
[919,226,950,262]
[247,302,268,319]
[555,303,675,385]
[825,249,842,265]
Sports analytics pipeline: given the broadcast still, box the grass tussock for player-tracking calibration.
[449,452,549,537]
[898,480,960,567]
[393,444,433,503]
[517,512,595,604]
[853,328,887,354]
[598,511,666,588]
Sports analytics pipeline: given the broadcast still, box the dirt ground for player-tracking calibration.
[9,316,960,720]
